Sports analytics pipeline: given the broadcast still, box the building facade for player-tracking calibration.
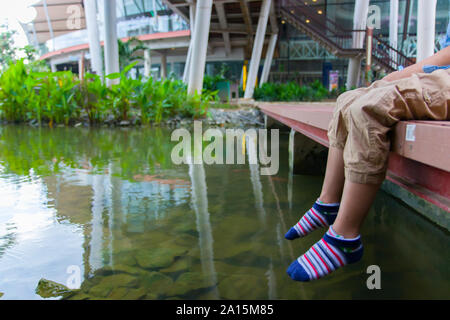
[23,0,450,91]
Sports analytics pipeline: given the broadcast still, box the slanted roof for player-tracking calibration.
[29,0,86,44]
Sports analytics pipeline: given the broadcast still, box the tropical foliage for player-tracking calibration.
[253,80,345,102]
[0,60,214,125]
[202,63,231,92]
[117,37,148,71]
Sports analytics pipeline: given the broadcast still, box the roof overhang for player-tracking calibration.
[27,0,86,45]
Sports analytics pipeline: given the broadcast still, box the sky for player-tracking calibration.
[0,0,40,48]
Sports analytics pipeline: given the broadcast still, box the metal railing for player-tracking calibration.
[277,0,415,71]
[371,34,415,70]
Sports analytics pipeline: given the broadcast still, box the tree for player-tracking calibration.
[117,37,148,71]
[0,25,18,70]
[22,45,37,62]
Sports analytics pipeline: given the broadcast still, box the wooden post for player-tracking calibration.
[365,27,373,87]
[79,51,85,83]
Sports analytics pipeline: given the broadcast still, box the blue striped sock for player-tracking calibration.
[285,200,339,240]
[287,226,364,282]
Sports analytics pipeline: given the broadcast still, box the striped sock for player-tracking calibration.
[285,199,339,240]
[286,226,364,282]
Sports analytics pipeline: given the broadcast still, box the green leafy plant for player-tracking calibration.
[0,61,217,125]
[107,62,141,121]
[254,80,344,102]
[76,72,110,123]
[0,59,37,122]
[35,71,79,126]
[117,37,148,71]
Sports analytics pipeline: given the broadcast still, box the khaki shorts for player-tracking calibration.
[328,69,450,184]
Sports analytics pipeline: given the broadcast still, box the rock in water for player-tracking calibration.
[141,271,173,296]
[35,278,72,299]
[135,247,187,269]
[167,272,217,297]
[89,274,139,298]
[218,274,268,300]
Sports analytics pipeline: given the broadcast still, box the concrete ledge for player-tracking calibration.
[381,178,450,231]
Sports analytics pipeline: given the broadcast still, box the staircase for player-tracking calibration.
[276,0,414,72]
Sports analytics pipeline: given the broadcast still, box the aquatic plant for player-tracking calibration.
[0,60,216,125]
[253,80,343,102]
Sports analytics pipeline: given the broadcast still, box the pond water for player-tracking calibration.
[0,125,448,300]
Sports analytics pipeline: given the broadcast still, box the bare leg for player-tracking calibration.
[332,180,381,238]
[284,146,345,240]
[318,147,345,203]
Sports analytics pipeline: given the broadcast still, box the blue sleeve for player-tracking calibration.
[423,22,450,73]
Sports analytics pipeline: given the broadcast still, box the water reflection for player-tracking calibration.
[0,126,448,300]
[188,134,218,298]
[247,133,267,225]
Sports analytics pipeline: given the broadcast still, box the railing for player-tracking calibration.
[277,0,415,71]
[371,34,415,70]
[278,0,363,51]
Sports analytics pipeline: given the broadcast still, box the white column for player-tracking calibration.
[346,0,370,89]
[103,0,120,85]
[417,0,437,62]
[188,0,213,95]
[244,0,272,99]
[389,0,399,67]
[144,49,152,78]
[260,33,278,86]
[389,0,399,51]
[161,54,167,79]
[43,0,55,51]
[50,61,57,72]
[84,0,103,77]
[182,3,196,83]
[183,45,193,83]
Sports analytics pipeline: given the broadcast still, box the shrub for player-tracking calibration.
[0,60,217,125]
[253,80,344,102]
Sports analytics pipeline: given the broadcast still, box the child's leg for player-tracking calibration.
[284,79,395,241]
[332,180,381,238]
[287,70,450,281]
[319,147,345,204]
[285,147,344,240]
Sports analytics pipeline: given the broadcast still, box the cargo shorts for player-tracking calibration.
[328,69,450,184]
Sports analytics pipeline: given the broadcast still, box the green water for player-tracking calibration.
[0,125,448,300]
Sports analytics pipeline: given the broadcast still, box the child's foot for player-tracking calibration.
[287,226,363,282]
[285,199,339,240]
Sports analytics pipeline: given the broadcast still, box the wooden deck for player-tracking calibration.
[259,102,450,214]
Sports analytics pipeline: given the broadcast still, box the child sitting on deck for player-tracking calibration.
[285,23,450,282]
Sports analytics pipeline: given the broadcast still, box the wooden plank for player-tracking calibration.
[392,121,450,172]
[259,103,450,212]
[259,102,334,130]
[259,102,450,172]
